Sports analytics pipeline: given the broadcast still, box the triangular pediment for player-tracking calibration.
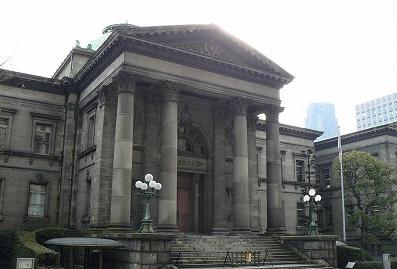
[167,37,250,67]
[125,24,293,81]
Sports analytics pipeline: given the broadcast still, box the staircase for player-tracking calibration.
[170,234,334,268]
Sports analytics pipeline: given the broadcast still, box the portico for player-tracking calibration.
[68,23,293,234]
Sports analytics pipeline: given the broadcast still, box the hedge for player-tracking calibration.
[35,227,76,245]
[13,231,60,267]
[337,245,373,268]
[354,261,383,269]
[0,231,16,269]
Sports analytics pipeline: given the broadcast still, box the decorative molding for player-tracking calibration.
[231,97,248,116]
[247,114,258,130]
[31,112,60,121]
[225,122,234,146]
[0,108,17,114]
[170,38,248,67]
[75,33,292,92]
[114,71,138,94]
[178,103,194,125]
[161,82,180,102]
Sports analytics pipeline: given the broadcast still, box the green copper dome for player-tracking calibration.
[88,23,135,51]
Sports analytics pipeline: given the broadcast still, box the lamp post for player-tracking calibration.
[303,188,321,235]
[135,174,162,233]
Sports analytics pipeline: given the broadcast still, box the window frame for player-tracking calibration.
[85,111,96,149]
[295,159,305,183]
[0,108,16,150]
[27,182,49,218]
[31,114,57,156]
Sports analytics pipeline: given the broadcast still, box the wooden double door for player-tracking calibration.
[177,172,206,233]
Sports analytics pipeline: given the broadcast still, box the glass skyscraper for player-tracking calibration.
[355,92,397,130]
[305,102,339,141]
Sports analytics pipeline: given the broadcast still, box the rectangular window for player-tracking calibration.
[295,160,305,182]
[297,202,306,226]
[28,184,46,217]
[86,113,96,148]
[33,123,53,155]
[0,117,9,150]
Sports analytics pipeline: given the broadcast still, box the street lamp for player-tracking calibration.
[135,173,162,233]
[303,188,321,235]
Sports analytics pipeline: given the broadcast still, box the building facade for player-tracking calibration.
[305,102,339,141]
[355,92,397,131]
[0,23,322,235]
[315,123,397,236]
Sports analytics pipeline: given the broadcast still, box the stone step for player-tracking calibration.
[170,235,331,269]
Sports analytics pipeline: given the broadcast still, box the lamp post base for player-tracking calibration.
[307,224,319,235]
[139,219,155,233]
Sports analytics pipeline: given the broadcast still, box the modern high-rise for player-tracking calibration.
[355,92,397,130]
[305,102,339,141]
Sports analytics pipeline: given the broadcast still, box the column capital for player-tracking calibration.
[247,114,258,130]
[264,105,284,116]
[161,82,180,102]
[231,97,248,116]
[114,71,138,94]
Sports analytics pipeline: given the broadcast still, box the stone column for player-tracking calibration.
[59,91,78,227]
[231,98,250,232]
[212,105,228,233]
[158,83,179,232]
[265,106,284,232]
[144,94,161,225]
[110,72,136,227]
[247,114,260,232]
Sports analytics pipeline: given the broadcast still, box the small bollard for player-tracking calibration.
[383,254,391,269]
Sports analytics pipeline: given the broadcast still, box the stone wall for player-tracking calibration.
[100,233,176,269]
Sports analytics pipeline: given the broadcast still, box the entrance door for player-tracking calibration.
[177,173,193,232]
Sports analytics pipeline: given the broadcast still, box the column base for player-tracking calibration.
[157,224,178,233]
[231,228,252,235]
[266,227,286,235]
[211,227,230,234]
[106,226,135,233]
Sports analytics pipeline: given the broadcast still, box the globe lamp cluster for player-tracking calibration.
[135,174,162,191]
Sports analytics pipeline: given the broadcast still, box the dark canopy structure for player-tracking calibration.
[45,237,123,269]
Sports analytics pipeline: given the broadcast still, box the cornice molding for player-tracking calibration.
[256,120,323,140]
[74,32,291,92]
[315,124,397,150]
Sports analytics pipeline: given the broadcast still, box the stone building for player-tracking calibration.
[315,123,397,236]
[0,23,322,235]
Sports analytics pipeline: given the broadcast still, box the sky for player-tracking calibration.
[1,0,397,134]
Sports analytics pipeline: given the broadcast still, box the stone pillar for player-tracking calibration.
[247,114,260,232]
[212,105,228,233]
[158,83,179,232]
[59,91,78,227]
[144,94,161,225]
[110,73,136,227]
[265,106,284,232]
[231,98,250,232]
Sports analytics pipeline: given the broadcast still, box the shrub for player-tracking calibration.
[0,231,16,269]
[19,218,51,231]
[35,227,75,245]
[354,261,383,269]
[13,231,60,267]
[337,245,373,268]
